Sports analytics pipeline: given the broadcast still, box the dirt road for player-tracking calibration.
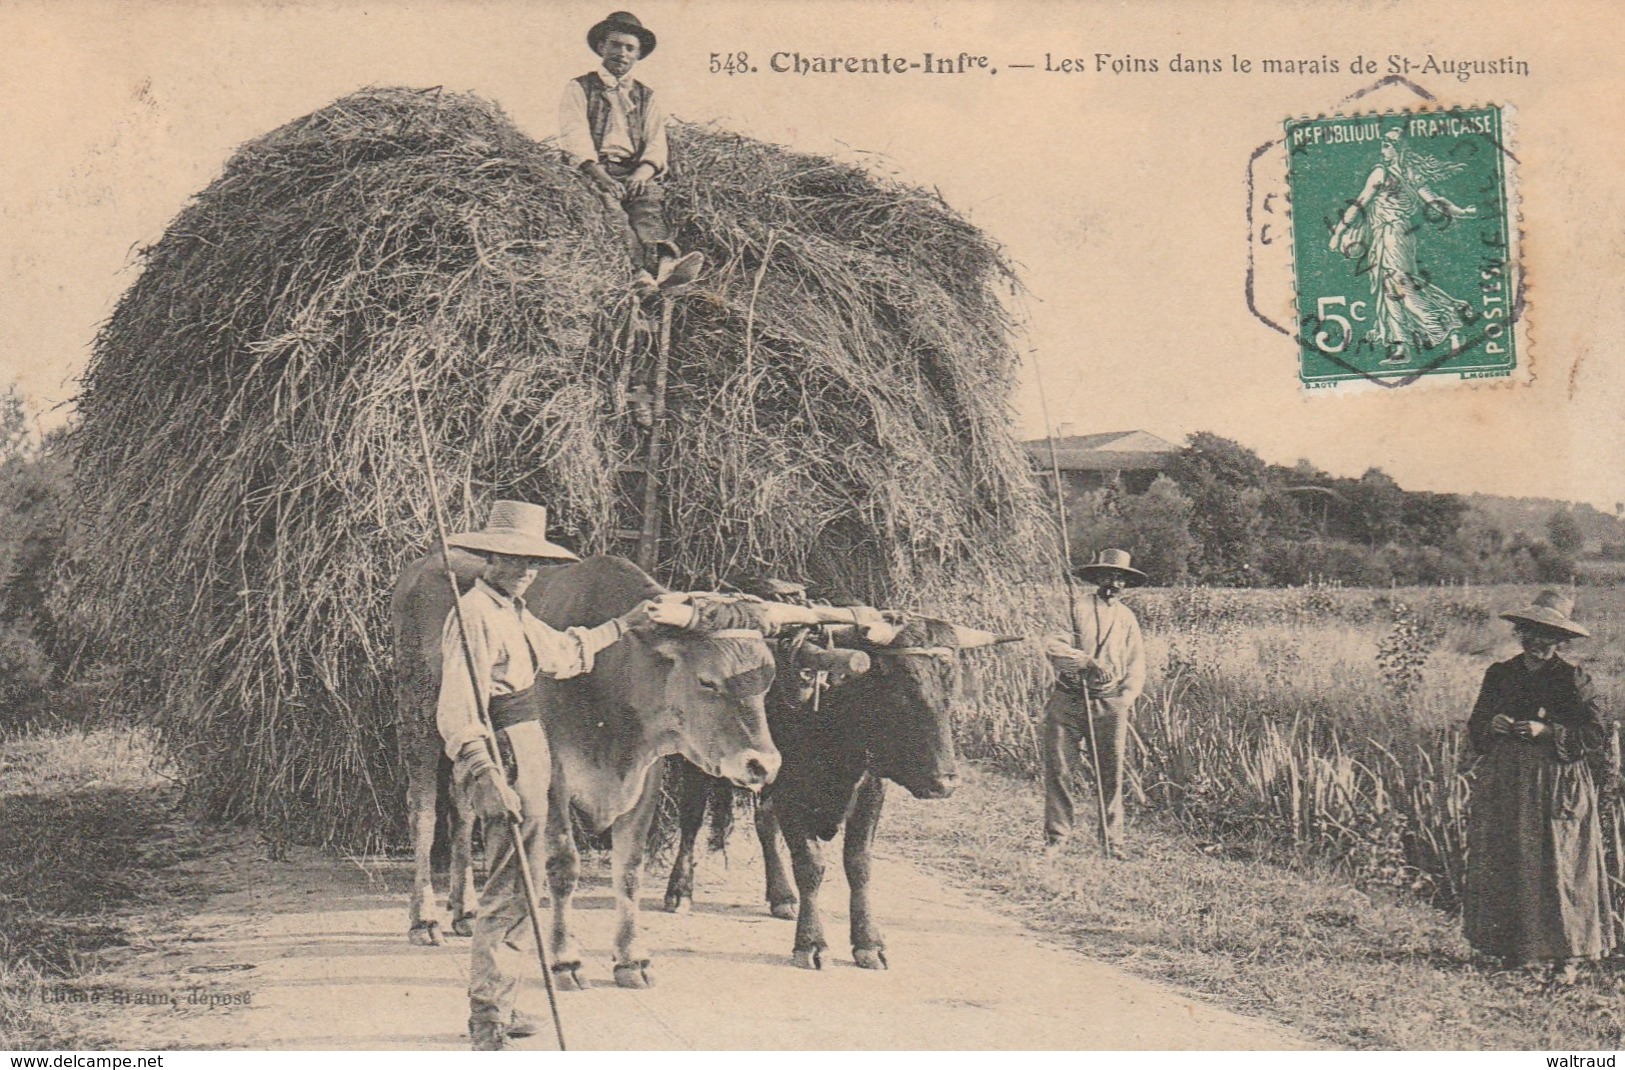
[87,837,1311,1050]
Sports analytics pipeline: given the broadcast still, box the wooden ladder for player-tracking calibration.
[613,294,675,574]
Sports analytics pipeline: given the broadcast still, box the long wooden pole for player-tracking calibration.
[405,361,568,1050]
[1029,352,1114,860]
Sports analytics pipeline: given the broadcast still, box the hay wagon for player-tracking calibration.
[71,87,1052,846]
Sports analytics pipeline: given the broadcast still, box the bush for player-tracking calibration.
[0,620,52,732]
[1263,537,1391,587]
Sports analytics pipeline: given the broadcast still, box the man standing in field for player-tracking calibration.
[559,11,704,291]
[1042,548,1148,858]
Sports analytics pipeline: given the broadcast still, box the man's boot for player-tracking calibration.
[656,251,706,289]
[469,1018,509,1051]
[507,1008,546,1039]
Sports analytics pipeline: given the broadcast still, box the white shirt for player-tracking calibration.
[435,579,624,759]
[1048,591,1146,705]
[558,68,670,174]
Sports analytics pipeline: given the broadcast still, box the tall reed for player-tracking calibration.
[1117,585,1625,931]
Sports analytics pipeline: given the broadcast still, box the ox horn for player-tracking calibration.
[950,624,1013,649]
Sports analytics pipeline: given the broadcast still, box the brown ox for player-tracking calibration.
[393,553,779,987]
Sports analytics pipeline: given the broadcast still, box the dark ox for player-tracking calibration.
[664,639,873,919]
[393,553,778,987]
[663,616,1000,970]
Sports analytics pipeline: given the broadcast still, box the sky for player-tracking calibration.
[2,0,1622,506]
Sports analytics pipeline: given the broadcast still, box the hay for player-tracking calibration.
[69,86,1053,846]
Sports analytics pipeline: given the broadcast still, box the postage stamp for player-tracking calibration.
[1284,105,1523,390]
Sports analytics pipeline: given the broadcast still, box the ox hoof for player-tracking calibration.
[551,963,587,992]
[792,947,824,971]
[407,921,443,947]
[769,900,798,921]
[450,913,476,938]
[662,894,691,915]
[853,947,889,971]
[613,962,654,989]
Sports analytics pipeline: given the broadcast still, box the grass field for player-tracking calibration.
[880,582,1625,1048]
[1110,583,1625,920]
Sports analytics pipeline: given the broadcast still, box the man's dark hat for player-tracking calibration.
[1077,548,1147,586]
[588,11,656,57]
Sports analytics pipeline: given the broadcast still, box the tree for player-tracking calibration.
[1063,486,1121,569]
[0,392,67,729]
[1079,475,1196,584]
[1342,468,1406,547]
[1169,433,1274,584]
[1402,491,1469,549]
[1172,432,1270,489]
[1547,507,1586,556]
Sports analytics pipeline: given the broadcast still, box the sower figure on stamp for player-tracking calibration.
[1042,549,1147,859]
[434,501,655,1051]
[1326,129,1477,366]
[560,11,704,293]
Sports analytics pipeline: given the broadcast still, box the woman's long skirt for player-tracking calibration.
[1464,742,1612,964]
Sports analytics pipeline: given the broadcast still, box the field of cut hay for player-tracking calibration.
[67,86,1054,846]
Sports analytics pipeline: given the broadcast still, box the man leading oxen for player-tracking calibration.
[659,593,1011,970]
[392,499,780,1050]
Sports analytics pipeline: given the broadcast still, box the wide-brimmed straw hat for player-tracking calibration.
[447,501,580,562]
[1077,548,1147,586]
[1500,589,1589,639]
[588,11,656,56]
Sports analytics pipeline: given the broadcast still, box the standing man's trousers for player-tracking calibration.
[467,719,550,1028]
[1042,691,1132,848]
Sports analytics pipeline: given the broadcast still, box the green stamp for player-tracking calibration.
[1285,106,1520,388]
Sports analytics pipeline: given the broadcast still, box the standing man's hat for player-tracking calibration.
[447,501,580,562]
[1499,589,1589,638]
[588,11,657,57]
[1077,548,1148,586]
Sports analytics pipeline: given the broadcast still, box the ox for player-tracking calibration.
[663,636,873,919]
[662,616,1004,970]
[393,553,779,987]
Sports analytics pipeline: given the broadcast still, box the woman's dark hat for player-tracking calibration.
[447,500,580,562]
[1077,548,1147,586]
[588,11,656,57]
[1500,589,1589,639]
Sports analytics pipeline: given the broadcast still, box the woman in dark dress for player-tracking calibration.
[1464,590,1615,983]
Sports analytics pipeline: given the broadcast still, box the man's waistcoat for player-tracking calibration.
[576,72,653,158]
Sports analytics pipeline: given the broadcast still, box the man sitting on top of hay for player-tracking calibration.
[560,10,704,292]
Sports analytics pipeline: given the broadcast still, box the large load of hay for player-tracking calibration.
[71,87,1052,846]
